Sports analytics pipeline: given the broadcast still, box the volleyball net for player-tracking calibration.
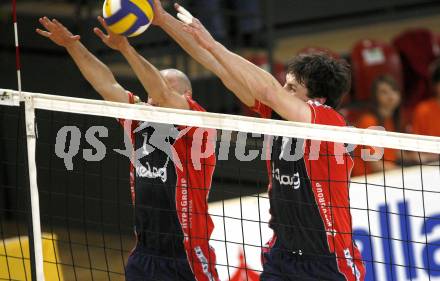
[1,88,440,281]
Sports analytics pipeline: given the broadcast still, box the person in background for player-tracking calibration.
[410,60,440,163]
[190,0,226,40]
[352,75,402,177]
[412,60,440,137]
[191,0,261,45]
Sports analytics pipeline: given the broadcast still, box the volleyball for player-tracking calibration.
[102,0,154,37]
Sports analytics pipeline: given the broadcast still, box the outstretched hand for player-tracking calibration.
[36,17,80,48]
[93,16,129,51]
[151,0,167,26]
[174,3,217,51]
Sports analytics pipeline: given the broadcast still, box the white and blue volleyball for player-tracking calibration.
[103,0,154,37]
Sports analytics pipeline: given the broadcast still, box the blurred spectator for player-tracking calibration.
[191,0,261,45]
[231,0,262,45]
[411,61,440,137]
[352,75,402,177]
[190,0,226,40]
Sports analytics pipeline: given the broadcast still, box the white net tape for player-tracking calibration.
[2,88,440,154]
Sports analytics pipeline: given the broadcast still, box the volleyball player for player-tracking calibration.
[36,16,219,281]
[152,2,366,280]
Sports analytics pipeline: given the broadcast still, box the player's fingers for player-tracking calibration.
[51,19,64,33]
[177,12,193,25]
[52,18,63,27]
[153,0,162,10]
[52,18,69,32]
[175,3,192,18]
[37,18,47,30]
[93,27,108,41]
[44,17,57,29]
[39,17,54,31]
[35,28,51,38]
[176,4,193,24]
[192,17,203,29]
[97,16,110,32]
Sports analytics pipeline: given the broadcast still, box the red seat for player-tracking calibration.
[393,28,440,106]
[351,39,404,102]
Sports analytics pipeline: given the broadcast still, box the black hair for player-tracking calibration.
[370,75,402,132]
[286,53,351,109]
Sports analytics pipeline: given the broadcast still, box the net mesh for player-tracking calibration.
[1,90,440,281]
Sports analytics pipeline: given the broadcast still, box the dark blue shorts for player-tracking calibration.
[125,245,196,281]
[260,247,347,281]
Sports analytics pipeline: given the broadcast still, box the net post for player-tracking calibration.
[23,96,45,281]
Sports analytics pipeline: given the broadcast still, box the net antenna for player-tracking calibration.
[11,0,22,100]
[10,1,44,280]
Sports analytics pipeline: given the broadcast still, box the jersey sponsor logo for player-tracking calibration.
[344,248,361,281]
[134,123,177,182]
[194,246,215,281]
[272,165,300,189]
[141,132,155,156]
[135,156,169,182]
[179,178,193,231]
[315,183,336,237]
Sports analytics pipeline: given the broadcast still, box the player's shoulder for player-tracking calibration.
[307,100,346,126]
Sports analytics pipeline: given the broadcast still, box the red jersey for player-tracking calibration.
[121,93,219,281]
[252,100,366,281]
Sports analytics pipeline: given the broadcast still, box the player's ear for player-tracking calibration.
[185,90,192,97]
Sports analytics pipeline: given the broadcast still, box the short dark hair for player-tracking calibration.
[286,53,351,108]
[432,60,440,85]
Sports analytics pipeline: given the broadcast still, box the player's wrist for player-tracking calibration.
[117,39,131,52]
[64,39,81,50]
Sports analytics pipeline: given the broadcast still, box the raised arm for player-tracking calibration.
[36,17,129,103]
[93,17,188,110]
[153,1,253,107]
[176,7,311,123]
